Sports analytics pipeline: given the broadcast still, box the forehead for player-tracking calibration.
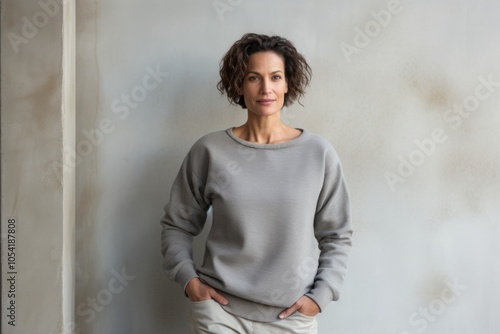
[246,51,285,71]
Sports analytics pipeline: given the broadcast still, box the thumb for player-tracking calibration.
[209,289,229,305]
[279,303,299,319]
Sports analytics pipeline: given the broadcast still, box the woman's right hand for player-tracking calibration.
[185,277,229,305]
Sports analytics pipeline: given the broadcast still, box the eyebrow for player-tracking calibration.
[246,70,284,75]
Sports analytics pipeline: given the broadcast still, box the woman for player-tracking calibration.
[161,33,353,334]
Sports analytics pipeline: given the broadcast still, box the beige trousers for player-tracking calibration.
[189,299,318,334]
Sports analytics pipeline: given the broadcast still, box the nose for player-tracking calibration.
[260,79,271,94]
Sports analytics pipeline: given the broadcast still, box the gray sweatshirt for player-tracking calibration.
[161,128,353,322]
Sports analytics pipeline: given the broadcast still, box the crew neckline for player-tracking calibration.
[226,127,307,149]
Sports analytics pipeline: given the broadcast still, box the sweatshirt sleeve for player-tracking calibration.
[306,148,353,312]
[160,142,211,292]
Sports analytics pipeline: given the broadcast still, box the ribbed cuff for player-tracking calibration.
[175,262,198,293]
[305,281,336,312]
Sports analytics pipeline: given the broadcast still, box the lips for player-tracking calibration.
[256,99,275,105]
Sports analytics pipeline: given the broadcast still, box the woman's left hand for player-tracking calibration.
[279,295,320,319]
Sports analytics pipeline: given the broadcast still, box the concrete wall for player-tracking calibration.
[1,0,75,333]
[2,0,500,333]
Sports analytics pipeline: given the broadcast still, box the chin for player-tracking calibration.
[249,104,283,117]
[251,109,281,117]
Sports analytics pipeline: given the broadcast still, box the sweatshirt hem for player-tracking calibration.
[217,290,287,323]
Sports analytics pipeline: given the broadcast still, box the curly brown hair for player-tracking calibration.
[217,33,312,109]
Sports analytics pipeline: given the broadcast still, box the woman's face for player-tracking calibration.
[241,51,288,117]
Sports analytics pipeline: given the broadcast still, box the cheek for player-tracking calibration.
[243,81,256,92]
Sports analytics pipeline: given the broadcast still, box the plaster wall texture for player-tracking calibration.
[2,0,499,333]
[74,1,500,333]
[1,0,75,333]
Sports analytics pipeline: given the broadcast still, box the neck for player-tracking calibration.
[233,110,297,144]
